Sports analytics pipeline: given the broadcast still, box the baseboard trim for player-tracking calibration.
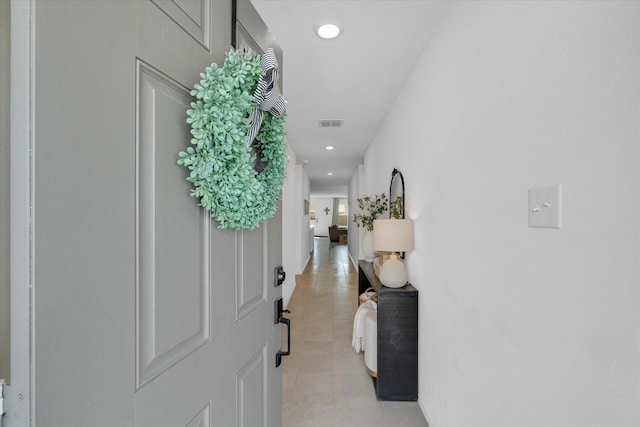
[418,395,435,427]
[302,253,311,272]
[348,251,358,270]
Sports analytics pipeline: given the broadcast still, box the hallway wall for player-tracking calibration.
[281,144,298,308]
[310,197,334,236]
[281,146,311,308]
[348,165,363,267]
[361,2,640,426]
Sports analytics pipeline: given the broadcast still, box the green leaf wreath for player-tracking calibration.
[178,48,288,230]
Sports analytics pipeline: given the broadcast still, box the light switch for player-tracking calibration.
[528,185,562,229]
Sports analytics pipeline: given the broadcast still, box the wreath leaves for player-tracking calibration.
[178,48,287,230]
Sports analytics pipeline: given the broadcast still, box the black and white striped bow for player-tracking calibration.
[247,48,287,144]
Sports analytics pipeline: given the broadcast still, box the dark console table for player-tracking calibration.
[358,260,418,401]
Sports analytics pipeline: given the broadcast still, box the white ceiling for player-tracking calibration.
[250,0,451,197]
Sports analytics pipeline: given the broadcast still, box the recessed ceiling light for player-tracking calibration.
[327,172,333,176]
[316,24,341,40]
[325,146,334,150]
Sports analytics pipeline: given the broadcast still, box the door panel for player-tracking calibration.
[236,228,267,319]
[135,59,211,389]
[26,1,282,426]
[33,2,138,424]
[150,0,210,49]
[237,347,267,427]
[186,403,211,427]
[134,1,281,426]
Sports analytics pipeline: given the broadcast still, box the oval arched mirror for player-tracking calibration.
[389,168,405,220]
[389,168,406,258]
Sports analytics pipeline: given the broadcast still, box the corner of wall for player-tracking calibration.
[281,144,297,308]
[348,165,362,262]
[418,395,435,427]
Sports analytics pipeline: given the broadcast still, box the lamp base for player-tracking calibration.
[378,253,407,288]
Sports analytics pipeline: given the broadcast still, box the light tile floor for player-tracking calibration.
[282,237,429,427]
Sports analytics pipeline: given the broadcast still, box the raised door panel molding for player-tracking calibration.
[235,23,262,54]
[235,226,267,320]
[185,402,211,427]
[234,0,268,52]
[151,0,211,50]
[136,60,211,389]
[236,347,266,427]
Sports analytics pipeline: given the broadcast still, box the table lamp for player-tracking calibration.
[372,219,414,288]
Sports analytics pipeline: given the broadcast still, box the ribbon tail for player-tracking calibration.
[247,48,287,144]
[269,96,287,117]
[247,109,264,143]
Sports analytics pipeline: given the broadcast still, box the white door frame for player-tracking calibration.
[6,0,34,425]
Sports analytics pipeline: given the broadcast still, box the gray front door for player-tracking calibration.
[6,1,283,426]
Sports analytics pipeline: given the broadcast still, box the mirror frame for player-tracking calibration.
[389,168,405,219]
[389,168,406,258]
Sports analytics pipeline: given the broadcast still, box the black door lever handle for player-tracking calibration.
[274,298,291,324]
[276,316,291,368]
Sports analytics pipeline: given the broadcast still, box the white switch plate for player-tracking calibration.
[529,185,562,229]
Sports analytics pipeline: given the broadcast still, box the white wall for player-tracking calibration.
[348,164,365,267]
[282,153,312,308]
[310,197,333,236]
[281,144,297,308]
[295,167,311,258]
[362,2,640,426]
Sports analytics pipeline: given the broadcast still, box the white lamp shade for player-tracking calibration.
[373,219,414,252]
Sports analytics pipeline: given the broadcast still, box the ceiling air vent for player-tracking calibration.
[318,119,344,128]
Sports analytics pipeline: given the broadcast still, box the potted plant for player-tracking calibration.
[353,193,388,261]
